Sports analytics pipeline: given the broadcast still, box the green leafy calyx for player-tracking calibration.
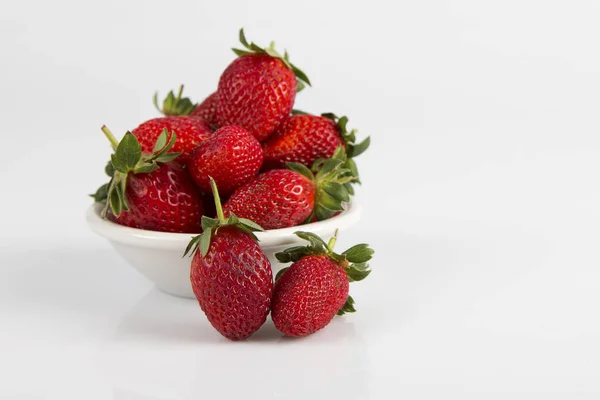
[275,230,374,314]
[93,126,182,218]
[321,113,370,159]
[183,177,264,258]
[287,149,356,221]
[337,295,356,315]
[232,28,311,91]
[153,85,197,116]
[291,109,309,115]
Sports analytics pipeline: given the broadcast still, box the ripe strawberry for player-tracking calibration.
[223,151,354,228]
[132,116,212,164]
[216,29,311,141]
[187,125,263,196]
[191,92,219,128]
[271,231,374,337]
[224,169,312,229]
[262,113,370,172]
[184,178,272,341]
[91,126,204,233]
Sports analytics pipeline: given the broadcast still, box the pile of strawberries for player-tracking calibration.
[92,29,373,340]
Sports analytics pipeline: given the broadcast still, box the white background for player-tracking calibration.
[1,0,600,398]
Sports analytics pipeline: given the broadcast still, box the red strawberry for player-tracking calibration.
[187,125,263,196]
[262,113,370,171]
[224,169,313,229]
[132,116,212,164]
[271,231,374,337]
[191,92,219,128]
[216,29,311,141]
[184,178,272,341]
[223,152,353,229]
[92,126,204,233]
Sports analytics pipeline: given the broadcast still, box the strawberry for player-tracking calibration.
[223,151,353,228]
[191,92,219,128]
[262,113,370,173]
[132,116,212,164]
[187,125,263,196]
[184,178,272,341]
[224,169,313,229]
[91,126,204,233]
[216,29,311,141]
[271,231,374,337]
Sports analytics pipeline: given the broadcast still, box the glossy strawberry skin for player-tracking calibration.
[108,163,203,233]
[187,125,263,196]
[223,169,315,229]
[191,92,219,127]
[190,227,273,340]
[132,116,212,164]
[262,115,344,170]
[271,255,349,337]
[217,54,297,142]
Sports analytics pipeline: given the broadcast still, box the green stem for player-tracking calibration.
[176,85,184,102]
[209,177,225,222]
[153,92,161,113]
[327,229,339,252]
[101,126,119,150]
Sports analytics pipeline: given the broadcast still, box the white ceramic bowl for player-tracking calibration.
[86,203,361,298]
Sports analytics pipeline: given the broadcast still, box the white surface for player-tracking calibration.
[86,202,361,298]
[1,0,600,398]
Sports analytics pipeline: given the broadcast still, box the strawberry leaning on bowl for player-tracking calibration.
[184,178,272,341]
[187,125,263,196]
[271,231,374,337]
[91,126,204,233]
[216,28,311,142]
[262,112,370,172]
[132,115,212,164]
[223,150,354,228]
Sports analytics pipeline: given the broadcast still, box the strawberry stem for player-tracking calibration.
[327,229,339,252]
[101,125,119,150]
[209,177,226,222]
[176,85,184,103]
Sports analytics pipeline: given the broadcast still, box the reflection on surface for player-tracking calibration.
[104,289,370,400]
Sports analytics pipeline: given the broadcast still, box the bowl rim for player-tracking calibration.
[86,202,362,250]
